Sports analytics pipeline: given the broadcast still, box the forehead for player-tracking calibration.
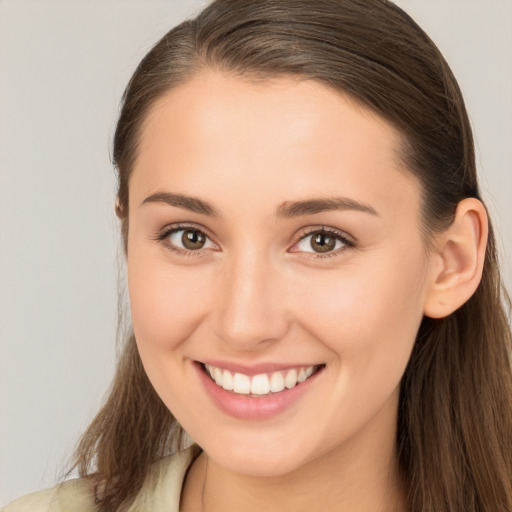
[131,70,420,223]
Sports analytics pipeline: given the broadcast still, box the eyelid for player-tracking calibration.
[289,225,355,259]
[153,223,355,259]
[153,223,219,257]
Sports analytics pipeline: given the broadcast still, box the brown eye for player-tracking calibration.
[181,229,206,250]
[164,227,216,253]
[310,232,337,253]
[294,228,350,256]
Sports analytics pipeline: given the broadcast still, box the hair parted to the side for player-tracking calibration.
[67,1,512,510]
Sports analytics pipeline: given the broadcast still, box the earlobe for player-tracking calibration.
[115,198,124,219]
[423,198,488,319]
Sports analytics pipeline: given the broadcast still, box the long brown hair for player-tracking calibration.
[68,1,512,510]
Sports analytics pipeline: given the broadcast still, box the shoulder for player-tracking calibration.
[2,445,200,512]
[2,477,96,512]
[126,444,201,512]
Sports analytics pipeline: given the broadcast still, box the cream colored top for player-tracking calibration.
[2,446,199,512]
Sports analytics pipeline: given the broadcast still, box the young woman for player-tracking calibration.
[5,0,512,511]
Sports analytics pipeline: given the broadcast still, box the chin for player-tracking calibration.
[195,430,319,478]
[215,450,304,477]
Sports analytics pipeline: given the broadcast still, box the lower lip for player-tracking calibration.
[194,362,324,420]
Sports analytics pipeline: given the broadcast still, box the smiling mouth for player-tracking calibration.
[201,363,325,397]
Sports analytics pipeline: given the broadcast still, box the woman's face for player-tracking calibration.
[127,71,435,477]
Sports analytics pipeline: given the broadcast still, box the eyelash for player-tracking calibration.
[152,224,355,259]
[292,227,355,259]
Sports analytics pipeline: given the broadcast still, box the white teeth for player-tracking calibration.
[222,369,234,391]
[214,367,223,386]
[270,372,285,392]
[204,363,319,396]
[284,368,298,389]
[233,373,251,394]
[251,374,270,395]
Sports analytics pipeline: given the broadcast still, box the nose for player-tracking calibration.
[212,249,290,351]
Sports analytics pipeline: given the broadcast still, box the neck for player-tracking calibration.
[181,394,407,512]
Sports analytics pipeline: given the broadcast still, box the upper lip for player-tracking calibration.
[198,360,324,376]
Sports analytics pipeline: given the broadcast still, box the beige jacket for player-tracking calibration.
[3,446,198,512]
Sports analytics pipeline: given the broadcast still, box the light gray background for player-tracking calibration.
[1,0,511,505]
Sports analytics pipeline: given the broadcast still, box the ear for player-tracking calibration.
[423,198,488,319]
[115,197,124,219]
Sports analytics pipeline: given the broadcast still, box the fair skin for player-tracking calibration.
[125,70,487,512]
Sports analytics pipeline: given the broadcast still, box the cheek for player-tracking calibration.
[127,251,211,353]
[290,250,428,445]
[295,248,428,378]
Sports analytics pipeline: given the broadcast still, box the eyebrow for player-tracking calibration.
[141,192,378,218]
[141,192,221,216]
[276,197,378,218]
